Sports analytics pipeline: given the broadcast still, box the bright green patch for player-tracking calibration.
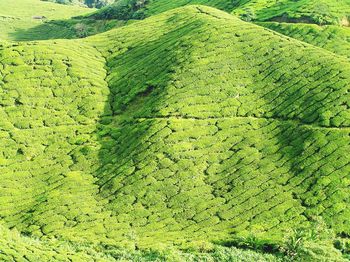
[0,0,96,41]
[0,2,349,262]
[259,22,350,59]
[233,0,350,25]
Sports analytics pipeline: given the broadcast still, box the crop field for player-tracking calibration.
[259,22,350,59]
[0,0,350,261]
[233,0,350,25]
[0,0,94,41]
[90,0,350,26]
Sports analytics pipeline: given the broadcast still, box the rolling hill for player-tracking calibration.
[259,22,350,59]
[0,0,94,41]
[90,0,350,26]
[232,0,350,25]
[0,1,350,261]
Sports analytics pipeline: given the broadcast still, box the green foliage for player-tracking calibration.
[84,0,350,27]
[89,0,149,20]
[84,4,349,251]
[0,1,349,262]
[0,224,283,261]
[232,0,350,26]
[240,8,257,22]
[89,0,237,20]
[74,22,89,37]
[278,218,347,261]
[0,0,94,41]
[44,0,114,8]
[258,22,350,59]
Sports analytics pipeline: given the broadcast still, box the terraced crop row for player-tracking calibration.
[233,0,350,25]
[0,4,349,260]
[91,6,350,128]
[260,22,350,59]
[0,40,110,243]
[89,6,350,245]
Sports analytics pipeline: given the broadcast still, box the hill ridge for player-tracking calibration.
[0,3,349,261]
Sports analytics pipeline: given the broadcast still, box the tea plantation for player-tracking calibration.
[0,0,93,41]
[232,0,350,25]
[259,22,350,59]
[0,0,350,261]
[89,0,350,26]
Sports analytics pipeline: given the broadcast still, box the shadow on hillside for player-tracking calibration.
[92,8,350,246]
[94,15,203,225]
[9,18,125,41]
[90,17,209,247]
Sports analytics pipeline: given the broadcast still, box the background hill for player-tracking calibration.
[260,22,350,59]
[44,0,114,8]
[89,0,350,26]
[1,1,350,261]
[0,0,94,40]
[233,0,350,25]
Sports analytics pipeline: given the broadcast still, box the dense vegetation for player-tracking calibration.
[43,0,114,8]
[233,0,350,25]
[1,0,350,261]
[0,224,284,261]
[0,0,92,41]
[87,0,350,26]
[259,22,350,59]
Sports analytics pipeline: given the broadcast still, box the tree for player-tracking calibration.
[74,23,88,38]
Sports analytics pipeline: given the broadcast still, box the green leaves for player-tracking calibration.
[0,3,349,261]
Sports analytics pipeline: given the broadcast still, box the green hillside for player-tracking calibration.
[259,22,350,59]
[144,0,236,15]
[0,224,283,261]
[1,4,350,261]
[233,0,350,25]
[88,0,241,20]
[44,0,114,8]
[1,0,350,261]
[89,0,350,26]
[0,0,95,40]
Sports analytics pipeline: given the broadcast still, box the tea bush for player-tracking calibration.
[233,0,350,26]
[0,2,349,262]
[259,22,350,59]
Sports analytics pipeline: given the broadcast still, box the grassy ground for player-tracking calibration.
[0,1,350,261]
[259,22,350,59]
[89,0,350,26]
[232,0,350,25]
[0,4,349,261]
[0,0,95,41]
[0,225,283,262]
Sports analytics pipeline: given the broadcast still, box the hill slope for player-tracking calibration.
[88,0,235,20]
[0,224,283,261]
[87,4,350,243]
[0,3,349,261]
[0,2,350,259]
[84,0,350,60]
[233,0,350,25]
[90,0,350,26]
[0,0,95,41]
[259,22,350,59]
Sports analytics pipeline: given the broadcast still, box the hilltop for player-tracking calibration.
[89,0,350,26]
[233,0,350,25]
[84,0,350,61]
[0,3,349,261]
